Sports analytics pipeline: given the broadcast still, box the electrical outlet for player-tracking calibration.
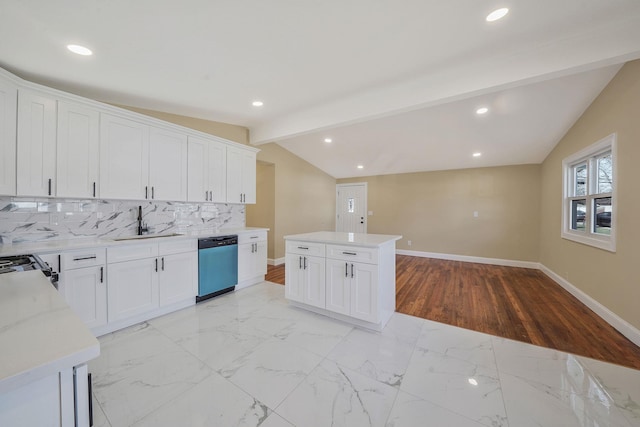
[368,211,373,216]
[408,240,412,246]
[473,211,479,218]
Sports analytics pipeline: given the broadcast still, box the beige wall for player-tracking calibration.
[251,143,336,260]
[339,164,541,261]
[246,161,276,259]
[115,105,250,145]
[539,60,640,330]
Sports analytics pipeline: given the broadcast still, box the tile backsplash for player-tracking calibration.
[0,197,245,244]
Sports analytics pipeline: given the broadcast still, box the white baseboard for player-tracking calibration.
[396,249,539,269]
[268,257,285,266]
[539,264,640,348]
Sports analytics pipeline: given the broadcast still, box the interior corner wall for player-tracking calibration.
[338,164,541,262]
[539,59,640,331]
[255,143,336,260]
[246,161,276,260]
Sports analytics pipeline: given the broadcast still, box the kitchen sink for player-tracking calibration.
[113,233,184,241]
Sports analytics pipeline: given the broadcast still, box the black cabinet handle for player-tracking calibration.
[297,246,309,250]
[151,186,155,199]
[88,373,93,427]
[351,263,354,278]
[100,266,104,283]
[145,186,148,199]
[48,178,52,196]
[299,256,302,269]
[93,182,96,197]
[73,256,97,261]
[304,256,307,270]
[161,257,165,271]
[209,191,213,201]
[345,262,348,277]
[342,252,357,256]
[155,258,158,272]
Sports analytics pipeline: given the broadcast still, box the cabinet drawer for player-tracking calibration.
[159,239,196,256]
[238,230,267,245]
[108,243,158,263]
[326,244,378,264]
[60,248,106,270]
[286,241,325,257]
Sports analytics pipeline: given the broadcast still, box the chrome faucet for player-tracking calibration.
[137,206,149,236]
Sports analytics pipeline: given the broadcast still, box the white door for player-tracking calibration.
[336,183,367,233]
[0,78,17,195]
[60,266,107,329]
[99,114,149,200]
[149,127,187,201]
[56,101,100,198]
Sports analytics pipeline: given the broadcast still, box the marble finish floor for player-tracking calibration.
[89,282,640,427]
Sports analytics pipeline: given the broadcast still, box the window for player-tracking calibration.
[562,133,616,251]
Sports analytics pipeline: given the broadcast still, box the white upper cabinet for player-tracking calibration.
[226,145,256,204]
[99,113,150,200]
[187,136,226,203]
[56,101,100,198]
[149,127,187,201]
[0,77,17,196]
[16,89,57,197]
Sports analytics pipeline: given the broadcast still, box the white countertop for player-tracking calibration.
[0,271,100,394]
[284,231,402,247]
[0,227,269,257]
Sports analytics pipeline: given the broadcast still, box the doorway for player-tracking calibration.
[335,183,367,233]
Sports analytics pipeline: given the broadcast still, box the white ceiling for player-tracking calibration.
[1,0,640,178]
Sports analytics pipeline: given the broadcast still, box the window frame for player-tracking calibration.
[561,133,617,252]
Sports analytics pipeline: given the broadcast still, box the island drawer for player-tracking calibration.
[326,244,378,264]
[60,248,106,270]
[286,241,325,257]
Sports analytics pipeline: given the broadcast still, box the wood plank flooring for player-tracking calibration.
[265,255,640,370]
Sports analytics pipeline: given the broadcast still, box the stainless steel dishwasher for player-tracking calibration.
[196,235,238,302]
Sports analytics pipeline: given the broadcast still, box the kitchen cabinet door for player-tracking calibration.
[187,136,208,202]
[325,258,350,316]
[0,77,17,196]
[99,113,149,200]
[56,101,99,198]
[301,255,325,309]
[107,258,159,322]
[149,127,187,201]
[208,139,226,202]
[159,251,196,306]
[284,253,304,303]
[60,265,107,330]
[16,89,57,197]
[226,146,256,204]
[238,240,268,284]
[350,262,378,323]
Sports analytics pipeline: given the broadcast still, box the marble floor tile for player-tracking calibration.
[385,391,486,427]
[90,324,212,426]
[86,282,640,427]
[220,338,323,409]
[132,372,270,427]
[276,359,398,427]
[326,327,416,387]
[400,346,508,427]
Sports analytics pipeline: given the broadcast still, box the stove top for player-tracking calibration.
[0,254,59,287]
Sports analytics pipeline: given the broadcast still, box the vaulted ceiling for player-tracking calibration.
[2,0,639,178]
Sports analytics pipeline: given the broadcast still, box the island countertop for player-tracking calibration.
[284,231,402,248]
[0,270,100,394]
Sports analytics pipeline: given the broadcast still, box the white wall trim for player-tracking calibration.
[396,249,539,269]
[268,257,285,266]
[539,264,640,347]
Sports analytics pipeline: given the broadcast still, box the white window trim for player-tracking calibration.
[561,133,617,252]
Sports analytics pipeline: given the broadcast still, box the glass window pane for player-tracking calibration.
[571,199,586,231]
[594,197,612,235]
[347,198,355,213]
[597,153,613,194]
[573,164,587,196]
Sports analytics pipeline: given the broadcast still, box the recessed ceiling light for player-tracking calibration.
[476,107,489,115]
[486,8,509,22]
[324,138,332,143]
[357,165,364,169]
[252,100,264,107]
[67,44,93,56]
[473,152,482,157]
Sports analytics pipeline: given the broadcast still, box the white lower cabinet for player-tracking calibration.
[237,231,268,288]
[61,266,107,330]
[326,259,378,323]
[107,256,159,323]
[158,251,196,306]
[285,253,325,309]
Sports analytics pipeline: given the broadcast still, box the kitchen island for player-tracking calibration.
[0,270,99,426]
[284,231,402,331]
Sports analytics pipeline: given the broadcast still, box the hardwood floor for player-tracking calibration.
[265,255,640,370]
